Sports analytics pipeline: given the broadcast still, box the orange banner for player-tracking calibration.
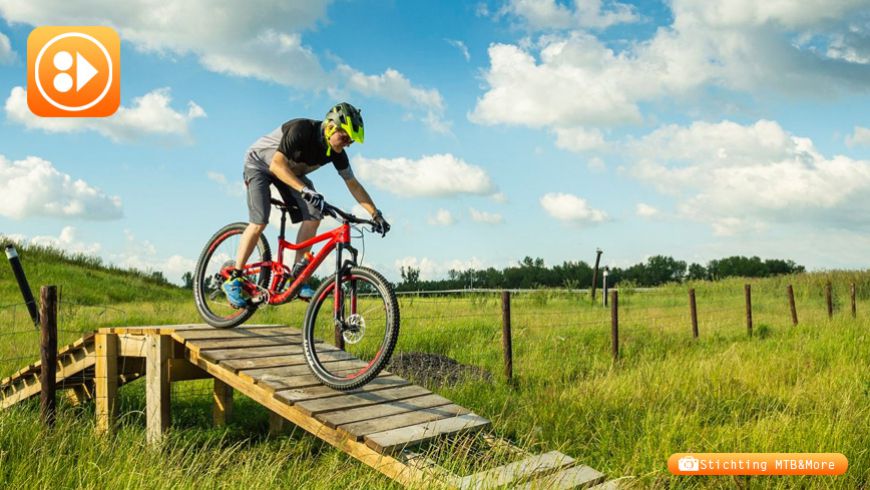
[668,453,848,476]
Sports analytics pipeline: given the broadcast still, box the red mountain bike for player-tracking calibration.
[192,199,399,390]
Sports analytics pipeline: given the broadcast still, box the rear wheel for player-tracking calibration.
[302,266,399,390]
[193,222,271,328]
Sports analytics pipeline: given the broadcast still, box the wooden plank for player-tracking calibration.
[339,403,470,441]
[189,335,304,351]
[198,344,306,363]
[293,384,430,416]
[103,324,285,335]
[459,451,575,490]
[274,376,412,405]
[239,353,361,381]
[94,333,118,435]
[145,334,171,445]
[172,327,300,342]
[365,413,490,455]
[515,464,606,490]
[317,393,453,429]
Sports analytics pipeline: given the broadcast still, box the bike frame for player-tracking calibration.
[237,208,358,306]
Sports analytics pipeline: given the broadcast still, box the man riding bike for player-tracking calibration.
[223,102,390,308]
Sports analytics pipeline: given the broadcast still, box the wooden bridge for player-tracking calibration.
[0,324,619,489]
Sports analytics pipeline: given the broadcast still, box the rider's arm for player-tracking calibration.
[344,177,378,216]
[270,152,308,191]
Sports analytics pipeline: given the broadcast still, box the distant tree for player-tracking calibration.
[399,266,421,290]
[182,271,194,289]
[686,263,708,281]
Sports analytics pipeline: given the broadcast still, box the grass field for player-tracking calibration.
[0,245,867,488]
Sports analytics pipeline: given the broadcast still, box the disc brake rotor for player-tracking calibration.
[343,313,365,344]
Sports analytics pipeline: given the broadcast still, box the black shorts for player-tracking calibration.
[243,166,322,225]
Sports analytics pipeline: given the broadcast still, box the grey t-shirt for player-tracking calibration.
[244,118,354,180]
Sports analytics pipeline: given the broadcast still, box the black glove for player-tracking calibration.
[301,187,325,212]
[372,209,390,236]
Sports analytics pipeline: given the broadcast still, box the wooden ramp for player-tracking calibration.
[0,324,615,489]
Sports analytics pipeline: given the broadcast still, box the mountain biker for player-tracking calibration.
[223,102,390,308]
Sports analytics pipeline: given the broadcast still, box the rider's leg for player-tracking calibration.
[295,219,321,264]
[235,222,268,270]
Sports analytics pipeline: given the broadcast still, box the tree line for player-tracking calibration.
[397,255,805,291]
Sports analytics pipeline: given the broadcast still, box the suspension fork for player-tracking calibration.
[332,242,360,347]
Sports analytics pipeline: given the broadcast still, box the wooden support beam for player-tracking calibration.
[268,411,286,436]
[145,334,171,445]
[94,333,118,435]
[213,378,233,427]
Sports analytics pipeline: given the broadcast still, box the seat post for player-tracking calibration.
[279,210,287,240]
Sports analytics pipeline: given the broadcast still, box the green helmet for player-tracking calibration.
[324,102,365,144]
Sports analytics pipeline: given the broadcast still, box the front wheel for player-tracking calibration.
[302,266,400,390]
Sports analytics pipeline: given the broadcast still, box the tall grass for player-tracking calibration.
[0,263,867,488]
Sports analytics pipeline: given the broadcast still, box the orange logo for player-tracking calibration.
[27,26,120,117]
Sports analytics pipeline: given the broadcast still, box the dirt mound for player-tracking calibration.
[387,352,492,387]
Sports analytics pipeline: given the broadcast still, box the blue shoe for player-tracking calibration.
[298,284,315,300]
[222,276,250,308]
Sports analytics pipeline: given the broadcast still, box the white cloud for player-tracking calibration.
[636,203,659,218]
[0,154,123,220]
[112,229,195,284]
[394,256,487,281]
[554,127,606,152]
[503,0,639,30]
[446,39,471,61]
[207,171,245,197]
[5,87,205,143]
[336,65,449,134]
[472,1,870,134]
[628,119,870,233]
[490,192,509,204]
[846,126,870,147]
[428,209,455,226]
[0,31,14,63]
[29,226,102,256]
[469,207,503,224]
[540,192,608,223]
[587,157,606,173]
[355,153,496,197]
[0,1,447,122]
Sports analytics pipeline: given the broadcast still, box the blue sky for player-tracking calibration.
[1,0,869,284]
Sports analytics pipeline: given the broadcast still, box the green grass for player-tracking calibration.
[0,250,868,488]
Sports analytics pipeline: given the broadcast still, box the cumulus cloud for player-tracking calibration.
[540,192,608,223]
[428,209,455,226]
[636,203,659,218]
[0,1,448,125]
[112,230,196,284]
[469,207,503,224]
[336,64,449,134]
[554,127,606,152]
[5,87,205,143]
[0,154,123,220]
[446,39,470,61]
[846,126,870,147]
[207,171,245,197]
[504,0,638,31]
[0,31,14,63]
[355,153,496,197]
[472,0,870,139]
[395,256,487,281]
[29,226,102,256]
[628,119,870,233]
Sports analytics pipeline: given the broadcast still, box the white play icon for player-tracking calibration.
[76,52,98,91]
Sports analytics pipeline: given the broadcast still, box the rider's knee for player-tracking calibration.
[248,222,268,234]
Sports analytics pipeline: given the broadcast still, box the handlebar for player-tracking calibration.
[269,198,378,231]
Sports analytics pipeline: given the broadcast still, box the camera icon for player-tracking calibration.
[678,456,700,472]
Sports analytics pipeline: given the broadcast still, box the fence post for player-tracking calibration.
[591,248,602,302]
[825,281,833,319]
[6,245,39,326]
[501,291,513,382]
[787,285,798,326]
[611,290,619,361]
[39,285,57,427]
[851,283,857,318]
[745,284,753,337]
[689,288,699,338]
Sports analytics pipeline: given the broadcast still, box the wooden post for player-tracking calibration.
[851,283,857,318]
[825,281,833,319]
[501,291,513,382]
[745,284,753,337]
[94,333,118,435]
[145,334,171,445]
[591,249,603,301]
[787,285,798,326]
[689,288,699,339]
[269,411,286,436]
[611,290,619,361]
[213,379,233,427]
[39,286,57,427]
